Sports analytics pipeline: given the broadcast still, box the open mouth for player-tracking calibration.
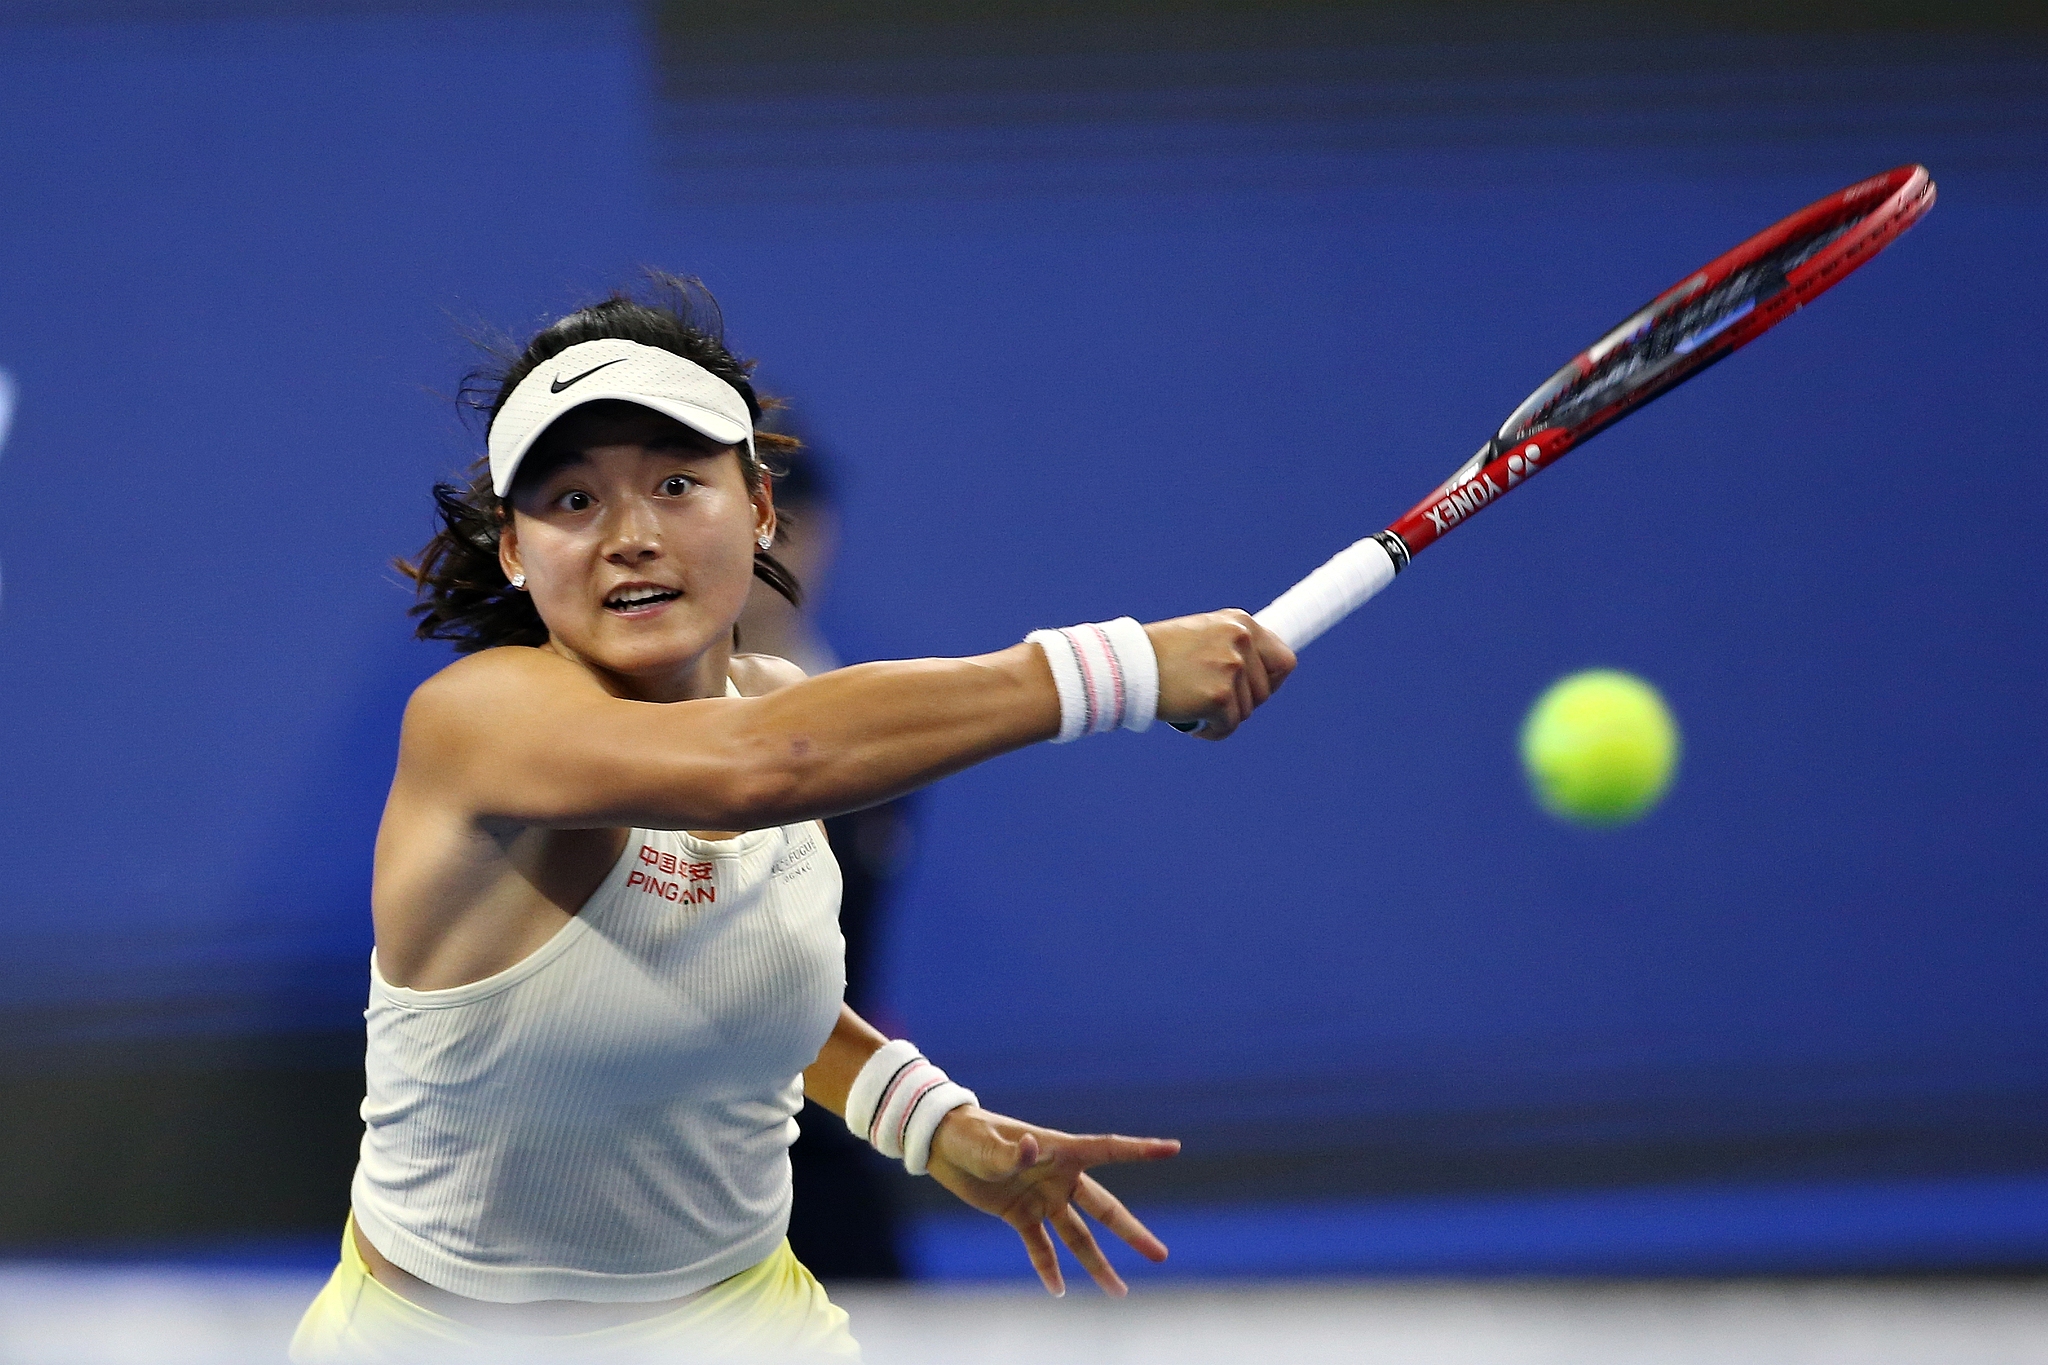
[605,587,681,615]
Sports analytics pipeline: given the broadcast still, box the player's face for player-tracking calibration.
[501,403,771,700]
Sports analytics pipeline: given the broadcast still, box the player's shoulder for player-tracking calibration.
[403,646,591,735]
[730,651,809,697]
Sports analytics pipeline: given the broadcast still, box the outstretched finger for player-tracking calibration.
[1061,1134,1182,1168]
[1074,1174,1168,1263]
[1052,1206,1128,1298]
[1014,1219,1065,1298]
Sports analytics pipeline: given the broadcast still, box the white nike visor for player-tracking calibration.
[487,338,756,498]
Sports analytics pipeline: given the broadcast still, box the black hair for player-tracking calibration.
[396,272,802,652]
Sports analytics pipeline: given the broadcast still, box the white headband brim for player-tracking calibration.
[487,338,755,497]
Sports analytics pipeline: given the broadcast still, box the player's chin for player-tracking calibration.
[586,612,727,671]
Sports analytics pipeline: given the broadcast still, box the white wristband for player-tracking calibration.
[1025,630,1089,743]
[844,1040,978,1177]
[1025,617,1158,742]
[844,1039,918,1143]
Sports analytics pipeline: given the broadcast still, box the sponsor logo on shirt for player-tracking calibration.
[627,845,717,906]
[772,833,819,883]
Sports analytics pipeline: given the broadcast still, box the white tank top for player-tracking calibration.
[350,815,844,1304]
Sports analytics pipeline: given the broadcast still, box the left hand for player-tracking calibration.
[924,1105,1180,1297]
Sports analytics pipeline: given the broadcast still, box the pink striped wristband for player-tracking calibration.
[844,1039,978,1176]
[1025,617,1159,743]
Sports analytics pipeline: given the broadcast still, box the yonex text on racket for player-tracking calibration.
[1173,164,1935,731]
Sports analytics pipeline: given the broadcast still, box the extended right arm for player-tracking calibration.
[404,609,1295,833]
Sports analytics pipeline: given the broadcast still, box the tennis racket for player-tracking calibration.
[1235,164,1936,664]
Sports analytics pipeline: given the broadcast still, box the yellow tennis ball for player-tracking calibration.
[1520,669,1680,827]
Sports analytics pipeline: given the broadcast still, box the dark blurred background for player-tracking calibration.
[0,0,2043,1281]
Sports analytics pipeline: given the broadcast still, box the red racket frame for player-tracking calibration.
[1382,164,1936,563]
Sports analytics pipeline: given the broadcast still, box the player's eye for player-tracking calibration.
[555,489,593,513]
[659,474,696,497]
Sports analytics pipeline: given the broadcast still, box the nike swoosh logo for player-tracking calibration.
[550,358,629,393]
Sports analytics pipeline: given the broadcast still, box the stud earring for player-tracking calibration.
[757,534,773,550]
[510,573,527,590]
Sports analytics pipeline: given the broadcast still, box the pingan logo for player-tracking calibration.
[627,845,717,906]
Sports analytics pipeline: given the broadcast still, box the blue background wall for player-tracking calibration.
[1,1,2042,1274]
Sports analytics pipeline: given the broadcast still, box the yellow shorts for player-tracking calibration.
[288,1221,861,1363]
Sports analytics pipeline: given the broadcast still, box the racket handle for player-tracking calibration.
[1254,534,1400,652]
[1167,534,1400,732]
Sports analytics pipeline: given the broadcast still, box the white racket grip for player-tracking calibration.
[1254,536,1399,651]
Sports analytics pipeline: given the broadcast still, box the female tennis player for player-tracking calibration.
[289,276,1294,1361]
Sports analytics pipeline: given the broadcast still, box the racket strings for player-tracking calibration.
[1773,213,1865,275]
[1504,207,1877,444]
